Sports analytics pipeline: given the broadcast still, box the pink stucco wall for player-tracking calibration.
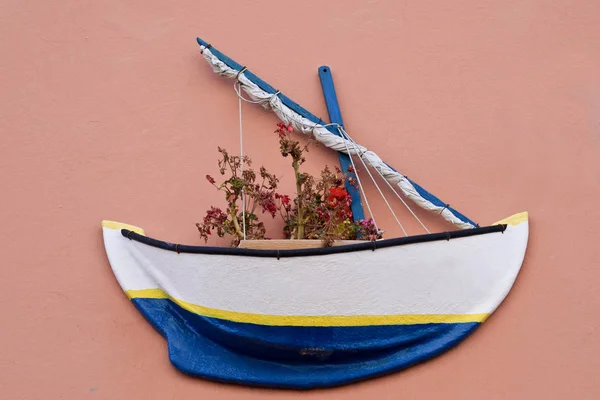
[1,1,599,398]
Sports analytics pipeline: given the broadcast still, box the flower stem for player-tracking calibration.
[230,203,244,239]
[293,159,305,239]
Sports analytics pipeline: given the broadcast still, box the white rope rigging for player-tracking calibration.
[237,83,247,240]
[337,126,380,234]
[339,127,430,234]
[200,45,476,230]
[337,127,408,237]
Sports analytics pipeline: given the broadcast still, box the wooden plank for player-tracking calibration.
[238,239,361,250]
[318,65,365,221]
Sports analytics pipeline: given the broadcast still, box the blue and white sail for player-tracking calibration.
[197,38,478,230]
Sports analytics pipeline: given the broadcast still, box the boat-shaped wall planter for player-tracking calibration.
[102,38,529,389]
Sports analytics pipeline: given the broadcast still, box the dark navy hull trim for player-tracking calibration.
[121,224,506,258]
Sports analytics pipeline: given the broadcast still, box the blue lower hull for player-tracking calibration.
[132,298,480,389]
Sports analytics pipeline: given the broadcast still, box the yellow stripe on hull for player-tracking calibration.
[126,289,489,327]
[102,220,145,235]
[494,212,528,227]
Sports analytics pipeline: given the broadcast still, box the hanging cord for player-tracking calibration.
[234,80,280,106]
[339,126,430,234]
[337,127,407,237]
[236,78,247,240]
[234,71,282,241]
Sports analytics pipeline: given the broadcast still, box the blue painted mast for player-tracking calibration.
[318,66,365,221]
[196,37,478,228]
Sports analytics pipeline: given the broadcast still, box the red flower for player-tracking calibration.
[260,198,278,217]
[266,202,277,215]
[327,187,351,215]
[275,123,294,138]
[280,195,291,205]
[328,187,349,201]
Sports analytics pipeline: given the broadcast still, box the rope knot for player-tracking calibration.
[268,90,281,104]
[200,44,212,54]
[235,66,247,81]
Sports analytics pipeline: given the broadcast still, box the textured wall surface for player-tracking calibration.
[1,1,599,399]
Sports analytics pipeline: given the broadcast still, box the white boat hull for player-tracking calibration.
[102,212,528,388]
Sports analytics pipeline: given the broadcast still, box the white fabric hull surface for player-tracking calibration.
[103,213,527,322]
[101,212,528,388]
